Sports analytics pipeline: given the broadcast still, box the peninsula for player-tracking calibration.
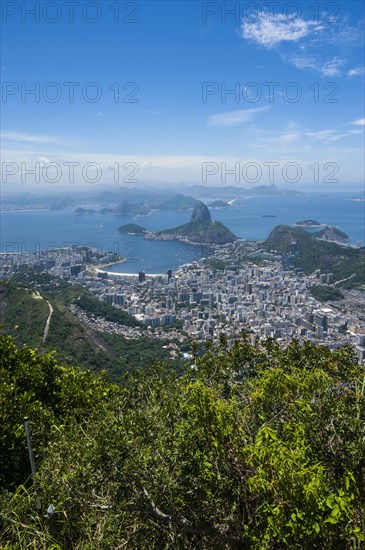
[125,202,237,245]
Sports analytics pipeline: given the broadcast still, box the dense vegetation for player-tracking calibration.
[118,223,147,234]
[310,285,344,302]
[265,225,365,288]
[156,202,237,245]
[0,334,364,549]
[0,280,175,383]
[316,226,350,243]
[0,283,49,348]
[205,257,226,271]
[160,220,237,245]
[75,294,141,327]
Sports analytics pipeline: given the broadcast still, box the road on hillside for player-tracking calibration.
[43,300,53,341]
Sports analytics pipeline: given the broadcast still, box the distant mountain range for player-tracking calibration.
[3,184,304,212]
[93,184,302,204]
[74,200,150,216]
[71,185,303,217]
[181,184,302,198]
[157,194,199,210]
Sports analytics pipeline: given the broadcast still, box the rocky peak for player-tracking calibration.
[191,201,211,223]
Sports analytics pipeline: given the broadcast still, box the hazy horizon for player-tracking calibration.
[1,181,365,199]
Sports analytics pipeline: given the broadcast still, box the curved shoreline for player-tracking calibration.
[97,268,164,278]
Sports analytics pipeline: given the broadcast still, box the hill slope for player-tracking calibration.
[154,201,237,244]
[157,193,199,210]
[1,335,363,548]
[264,225,365,288]
[0,277,175,381]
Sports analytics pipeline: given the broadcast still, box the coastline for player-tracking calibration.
[294,223,327,228]
[1,208,50,213]
[97,268,164,278]
[91,261,164,278]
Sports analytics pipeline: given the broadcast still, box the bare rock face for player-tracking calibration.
[191,202,211,223]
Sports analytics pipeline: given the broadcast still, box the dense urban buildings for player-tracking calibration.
[1,241,364,365]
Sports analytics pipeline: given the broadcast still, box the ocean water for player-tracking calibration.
[1,192,364,274]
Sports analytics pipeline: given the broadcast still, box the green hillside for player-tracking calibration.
[10,269,139,326]
[265,225,365,288]
[310,285,344,302]
[1,335,364,548]
[316,226,351,243]
[160,219,237,244]
[0,283,49,347]
[0,278,175,382]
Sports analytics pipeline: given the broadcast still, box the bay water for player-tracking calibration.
[1,192,364,274]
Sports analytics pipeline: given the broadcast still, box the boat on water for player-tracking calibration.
[262,214,277,217]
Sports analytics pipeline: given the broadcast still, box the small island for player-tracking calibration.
[208,200,229,209]
[73,201,150,216]
[74,207,97,215]
[118,223,146,235]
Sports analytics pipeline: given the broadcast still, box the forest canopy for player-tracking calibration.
[0,334,364,549]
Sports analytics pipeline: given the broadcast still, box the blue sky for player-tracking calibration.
[1,0,364,190]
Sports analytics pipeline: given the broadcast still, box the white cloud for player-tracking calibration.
[242,13,322,49]
[287,55,346,76]
[39,156,51,165]
[347,66,365,77]
[352,118,365,126]
[305,129,347,142]
[320,57,345,77]
[288,56,318,72]
[207,106,270,127]
[1,132,59,144]
[242,11,363,77]
[306,129,335,138]
[97,112,104,117]
[250,121,363,151]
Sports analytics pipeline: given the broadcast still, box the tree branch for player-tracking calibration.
[140,484,245,548]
